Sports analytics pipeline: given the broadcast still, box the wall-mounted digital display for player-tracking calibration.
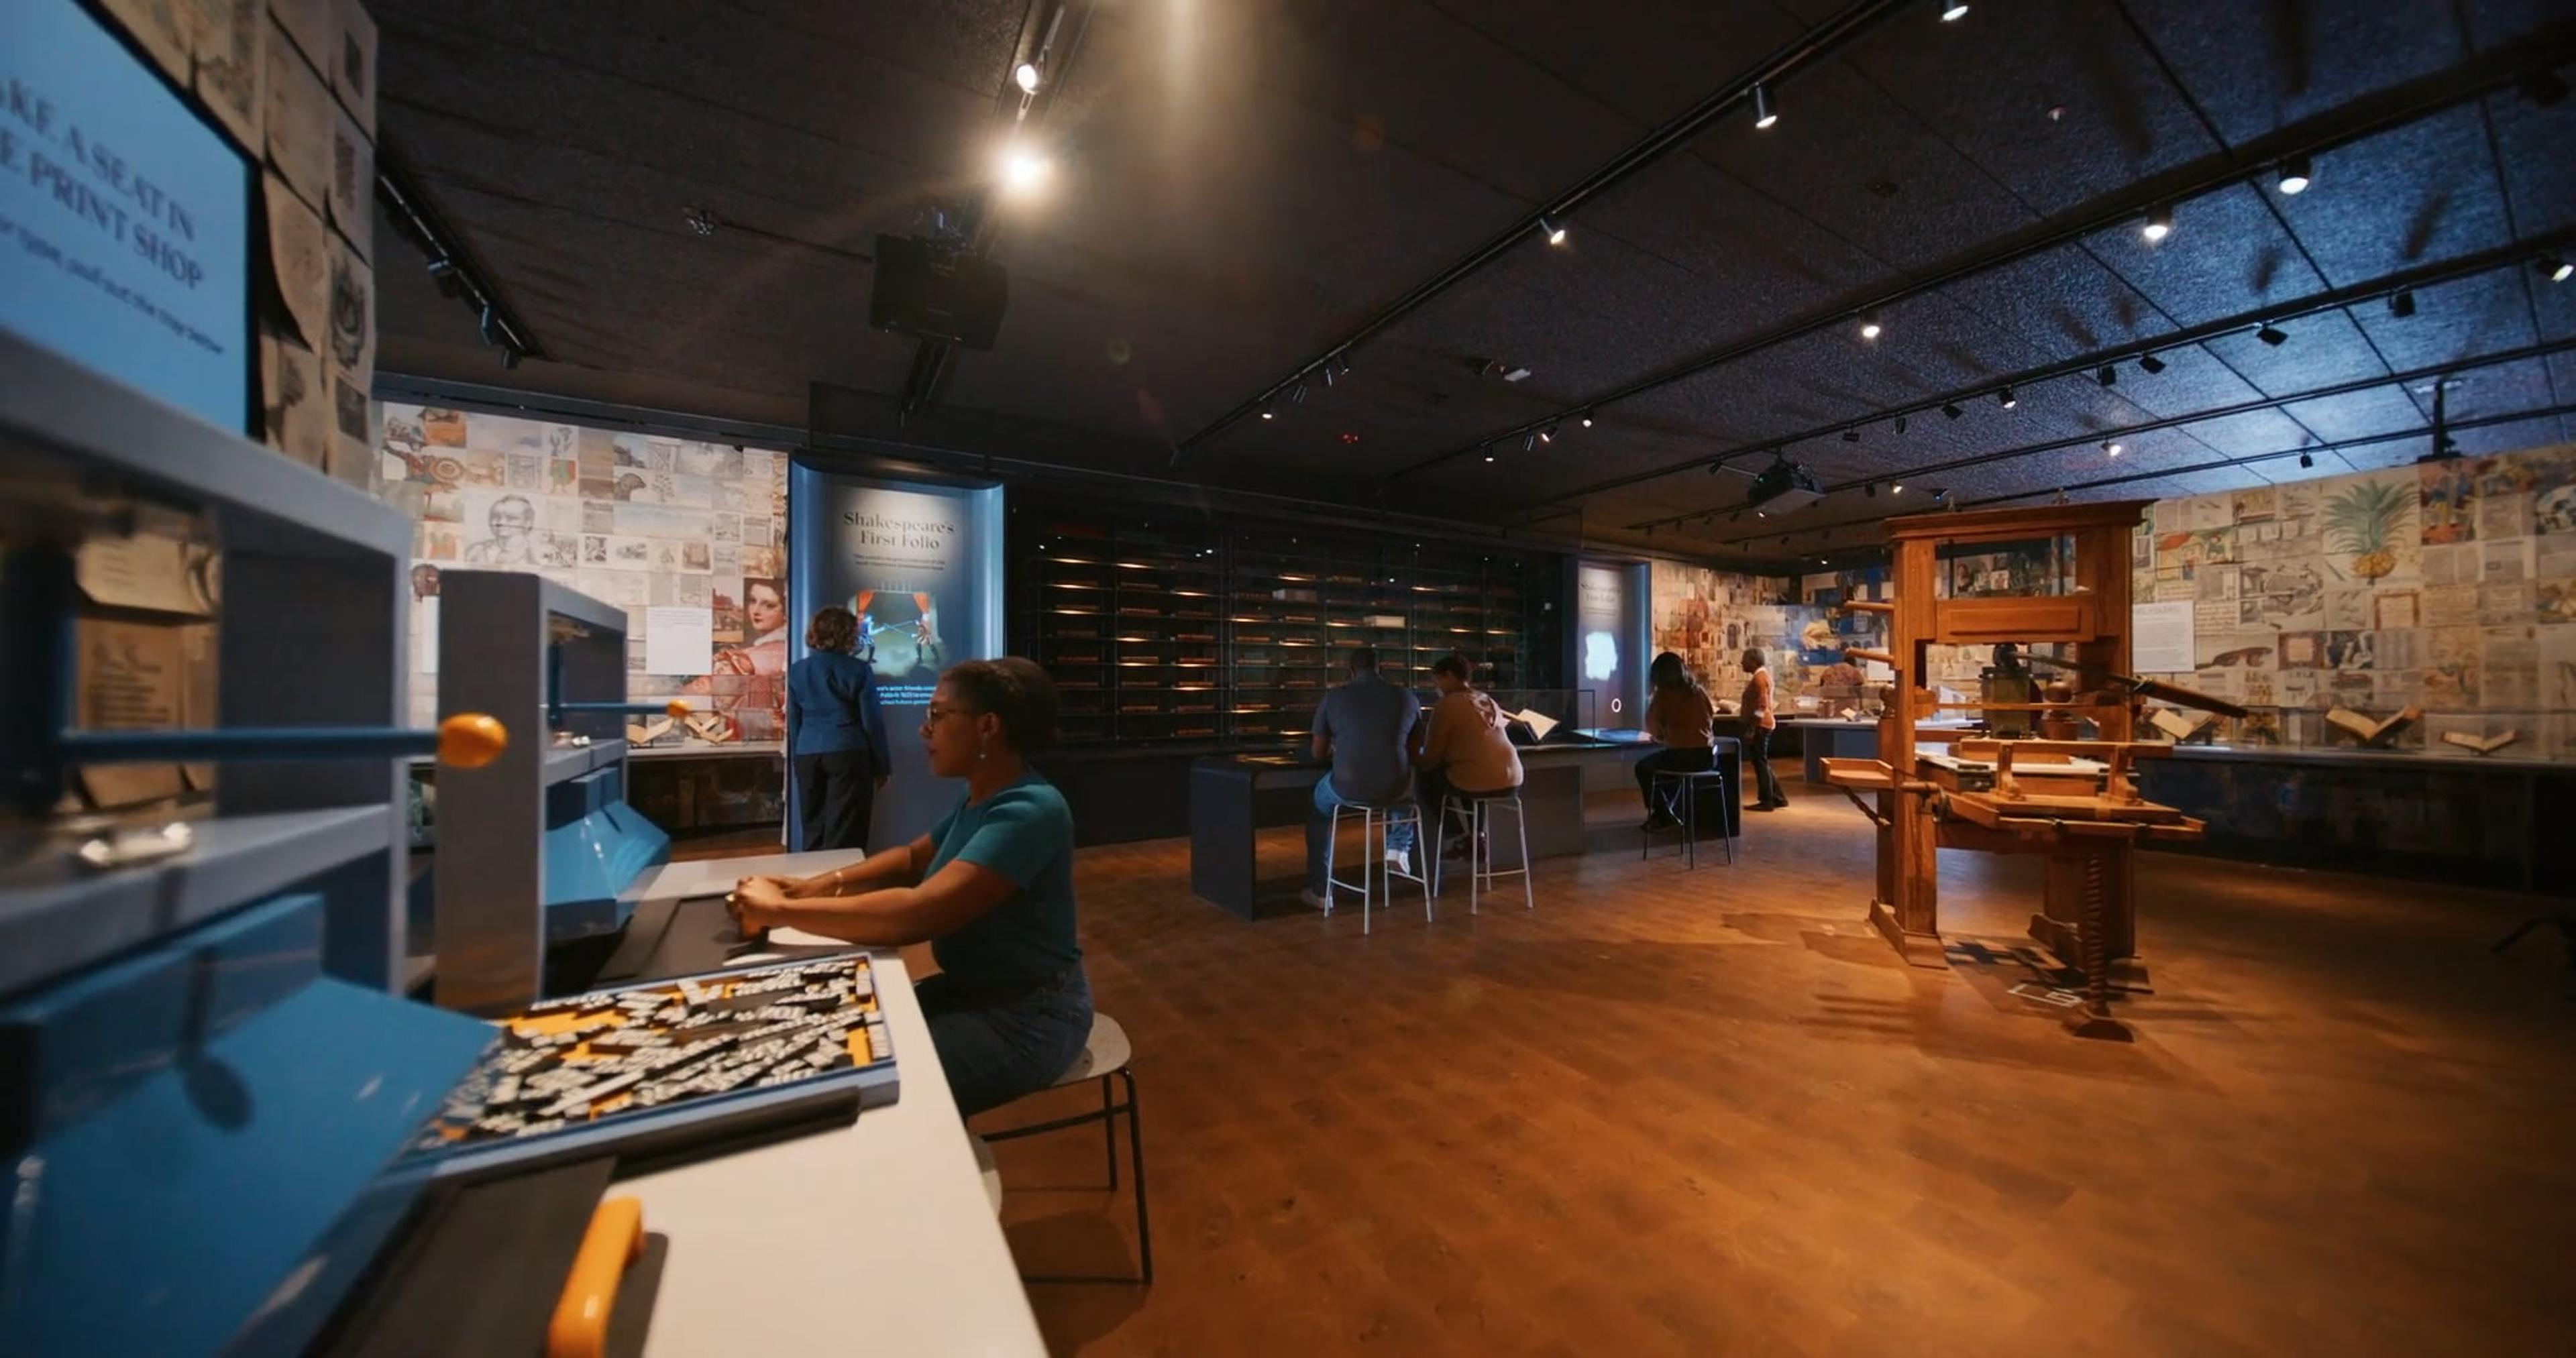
[0,0,251,432]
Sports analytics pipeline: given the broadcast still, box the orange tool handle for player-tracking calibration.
[545,1196,645,1358]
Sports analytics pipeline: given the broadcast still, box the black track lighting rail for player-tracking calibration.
[378,142,545,365]
[1660,335,2576,543]
[1390,23,2576,488]
[1171,0,1915,461]
[1556,231,2576,521]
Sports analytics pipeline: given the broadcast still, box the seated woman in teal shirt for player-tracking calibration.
[729,657,1091,1116]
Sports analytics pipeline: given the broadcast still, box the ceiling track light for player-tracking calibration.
[1014,60,1041,93]
[1580,412,1596,429]
[1259,403,1275,421]
[2544,255,2573,284]
[2142,205,2174,243]
[2389,290,2416,318]
[1291,382,1309,403]
[2139,353,2167,375]
[1996,386,2017,410]
[1858,315,1882,341]
[1893,414,1909,435]
[2256,323,2288,347]
[2097,364,2117,388]
[1538,215,1568,246]
[2276,153,2312,195]
[1523,432,1538,452]
[2102,441,2123,458]
[1866,482,1878,498]
[1751,82,1778,129]
[1940,1,1970,19]
[1940,402,1964,420]
[1538,424,1558,444]
[1842,429,1862,443]
[1891,483,1904,495]
[2298,451,2315,469]
[1481,443,1495,463]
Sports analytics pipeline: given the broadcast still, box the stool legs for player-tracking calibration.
[988,1067,1152,1286]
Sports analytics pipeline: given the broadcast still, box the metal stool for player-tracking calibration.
[1643,766,1736,868]
[983,1013,1150,1284]
[1436,789,1532,913]
[1324,795,1430,934]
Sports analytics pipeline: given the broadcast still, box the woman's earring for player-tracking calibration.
[977,736,990,763]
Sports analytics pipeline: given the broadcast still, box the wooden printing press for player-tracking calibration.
[1819,500,2245,1039]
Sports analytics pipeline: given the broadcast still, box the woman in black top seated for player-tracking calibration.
[731,658,1091,1116]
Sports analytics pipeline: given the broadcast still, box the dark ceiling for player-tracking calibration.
[374,0,2576,569]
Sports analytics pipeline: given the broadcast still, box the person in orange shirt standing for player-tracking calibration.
[1741,646,1786,810]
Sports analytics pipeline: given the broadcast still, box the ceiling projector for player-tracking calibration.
[1746,458,1824,512]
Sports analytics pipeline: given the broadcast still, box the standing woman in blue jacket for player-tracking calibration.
[786,606,890,850]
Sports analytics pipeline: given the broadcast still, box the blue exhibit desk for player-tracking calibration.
[1187,740,1634,919]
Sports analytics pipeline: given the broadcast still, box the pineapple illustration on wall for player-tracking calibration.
[2322,475,2414,581]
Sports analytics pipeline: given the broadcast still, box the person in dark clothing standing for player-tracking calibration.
[786,606,890,850]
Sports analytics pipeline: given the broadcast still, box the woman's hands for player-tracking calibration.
[728,875,790,932]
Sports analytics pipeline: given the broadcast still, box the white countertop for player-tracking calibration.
[616,851,1046,1357]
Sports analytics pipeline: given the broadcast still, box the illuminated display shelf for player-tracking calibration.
[1013,504,1552,747]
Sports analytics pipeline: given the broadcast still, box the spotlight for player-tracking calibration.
[1997,386,2017,410]
[1891,484,1904,494]
[1940,402,1964,420]
[1259,406,1275,421]
[1523,432,1538,451]
[2276,154,2312,195]
[1928,486,1949,503]
[1580,412,1596,429]
[1941,2,1969,19]
[2139,353,2167,375]
[2389,290,2416,318]
[1752,83,1778,129]
[1843,429,1862,443]
[1866,482,1878,498]
[1014,61,1040,93]
[1538,425,1556,444]
[1859,315,1882,341]
[2545,255,2573,284]
[2298,451,2314,469]
[500,347,522,371]
[2103,441,2123,458]
[1482,444,1495,463]
[2257,323,2288,347]
[1894,415,1909,435]
[1538,215,1568,246]
[2142,205,2173,243]
[2520,69,2570,107]
[998,144,1052,194]
[2098,364,2117,388]
[1291,382,1309,404]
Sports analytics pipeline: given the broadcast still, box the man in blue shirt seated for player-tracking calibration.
[1302,646,1421,910]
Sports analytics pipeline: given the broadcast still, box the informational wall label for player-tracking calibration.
[0,0,251,431]
[2131,601,2195,674]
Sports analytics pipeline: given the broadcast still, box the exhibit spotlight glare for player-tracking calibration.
[2103,441,2123,458]
[1859,316,1882,340]
[2276,154,2311,194]
[1752,83,1778,129]
[1014,61,1041,93]
[1539,215,1568,246]
[2142,205,2173,243]
[998,144,1053,195]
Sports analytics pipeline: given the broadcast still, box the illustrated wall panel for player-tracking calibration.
[2130,443,2576,756]
[374,403,792,745]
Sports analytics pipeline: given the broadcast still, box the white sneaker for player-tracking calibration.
[1386,846,1413,876]
[1299,887,1332,911]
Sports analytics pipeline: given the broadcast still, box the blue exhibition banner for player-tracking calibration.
[788,464,1004,848]
[0,0,252,433]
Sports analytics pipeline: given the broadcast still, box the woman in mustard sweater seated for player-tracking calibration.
[729,657,1090,1116]
[1412,653,1523,859]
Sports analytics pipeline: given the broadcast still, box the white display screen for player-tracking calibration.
[0,0,251,431]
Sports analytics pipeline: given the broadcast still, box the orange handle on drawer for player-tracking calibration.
[545,1195,644,1358]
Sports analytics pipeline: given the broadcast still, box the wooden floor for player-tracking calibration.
[690,783,2576,1355]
